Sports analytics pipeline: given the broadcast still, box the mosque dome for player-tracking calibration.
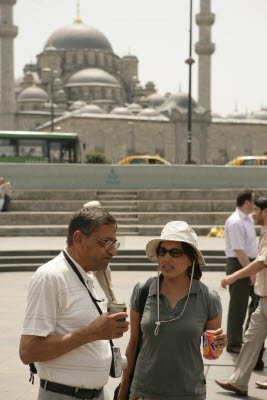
[17,86,49,102]
[78,104,105,114]
[44,20,113,52]
[252,110,267,120]
[161,93,198,109]
[146,93,166,107]
[66,68,120,88]
[110,107,133,116]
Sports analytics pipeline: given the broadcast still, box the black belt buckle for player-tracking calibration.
[74,388,101,399]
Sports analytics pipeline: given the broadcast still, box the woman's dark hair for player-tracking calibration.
[181,242,202,280]
[67,207,117,246]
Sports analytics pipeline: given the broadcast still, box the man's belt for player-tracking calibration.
[40,379,102,399]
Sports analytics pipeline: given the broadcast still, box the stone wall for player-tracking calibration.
[1,163,266,190]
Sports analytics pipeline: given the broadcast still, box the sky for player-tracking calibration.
[13,0,267,117]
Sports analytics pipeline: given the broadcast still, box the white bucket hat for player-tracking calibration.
[83,200,101,208]
[146,221,206,266]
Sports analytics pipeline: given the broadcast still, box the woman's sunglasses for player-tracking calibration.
[156,247,184,258]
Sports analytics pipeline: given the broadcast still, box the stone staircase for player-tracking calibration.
[0,249,226,272]
[1,188,265,237]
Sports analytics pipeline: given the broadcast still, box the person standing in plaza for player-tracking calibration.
[83,200,117,308]
[0,176,12,211]
[224,188,257,353]
[215,196,267,396]
[19,207,129,400]
[118,221,227,400]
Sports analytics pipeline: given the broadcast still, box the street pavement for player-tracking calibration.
[0,236,266,400]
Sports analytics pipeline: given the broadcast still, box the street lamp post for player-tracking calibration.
[185,0,195,164]
[50,70,55,132]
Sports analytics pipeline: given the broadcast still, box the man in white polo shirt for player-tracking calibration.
[19,207,129,400]
[224,188,257,353]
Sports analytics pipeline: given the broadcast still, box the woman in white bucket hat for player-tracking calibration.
[118,221,227,400]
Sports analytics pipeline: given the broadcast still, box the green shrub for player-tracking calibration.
[84,152,109,164]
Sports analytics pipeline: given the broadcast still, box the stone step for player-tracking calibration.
[0,225,139,236]
[97,195,138,200]
[138,189,267,200]
[9,199,237,213]
[12,189,267,202]
[9,201,138,212]
[0,211,232,225]
[0,212,138,225]
[137,200,236,212]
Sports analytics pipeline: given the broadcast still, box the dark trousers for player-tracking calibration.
[226,258,251,347]
[2,194,10,211]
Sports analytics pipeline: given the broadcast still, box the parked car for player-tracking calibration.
[117,154,170,165]
[226,156,267,166]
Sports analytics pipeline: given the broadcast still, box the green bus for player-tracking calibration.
[0,131,81,163]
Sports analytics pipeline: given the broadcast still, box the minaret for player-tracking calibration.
[195,0,215,112]
[0,0,18,129]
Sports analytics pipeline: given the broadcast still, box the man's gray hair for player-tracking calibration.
[67,207,117,246]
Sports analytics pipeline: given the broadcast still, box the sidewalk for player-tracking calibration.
[0,268,266,400]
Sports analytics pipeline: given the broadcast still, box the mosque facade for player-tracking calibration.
[0,0,267,164]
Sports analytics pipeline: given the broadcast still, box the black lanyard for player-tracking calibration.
[63,250,114,347]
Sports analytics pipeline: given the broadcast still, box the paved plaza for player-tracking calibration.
[0,237,266,399]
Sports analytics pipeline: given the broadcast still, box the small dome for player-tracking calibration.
[161,93,198,109]
[211,112,222,118]
[44,20,113,52]
[69,100,86,110]
[226,111,247,119]
[252,111,267,120]
[17,86,49,102]
[139,107,161,117]
[44,102,58,109]
[146,93,166,107]
[44,43,57,52]
[110,107,133,116]
[127,103,142,111]
[66,68,120,87]
[78,104,105,114]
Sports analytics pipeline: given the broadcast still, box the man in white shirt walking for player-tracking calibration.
[19,207,129,400]
[215,196,267,396]
[224,189,257,353]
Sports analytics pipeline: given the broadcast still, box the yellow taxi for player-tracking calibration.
[226,156,267,166]
[117,154,170,165]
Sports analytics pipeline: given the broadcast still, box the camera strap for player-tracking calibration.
[63,251,114,348]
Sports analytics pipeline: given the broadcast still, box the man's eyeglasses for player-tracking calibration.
[80,231,120,250]
[95,238,120,250]
[156,247,184,258]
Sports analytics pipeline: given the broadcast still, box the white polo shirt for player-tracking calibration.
[22,250,111,389]
[225,208,257,259]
